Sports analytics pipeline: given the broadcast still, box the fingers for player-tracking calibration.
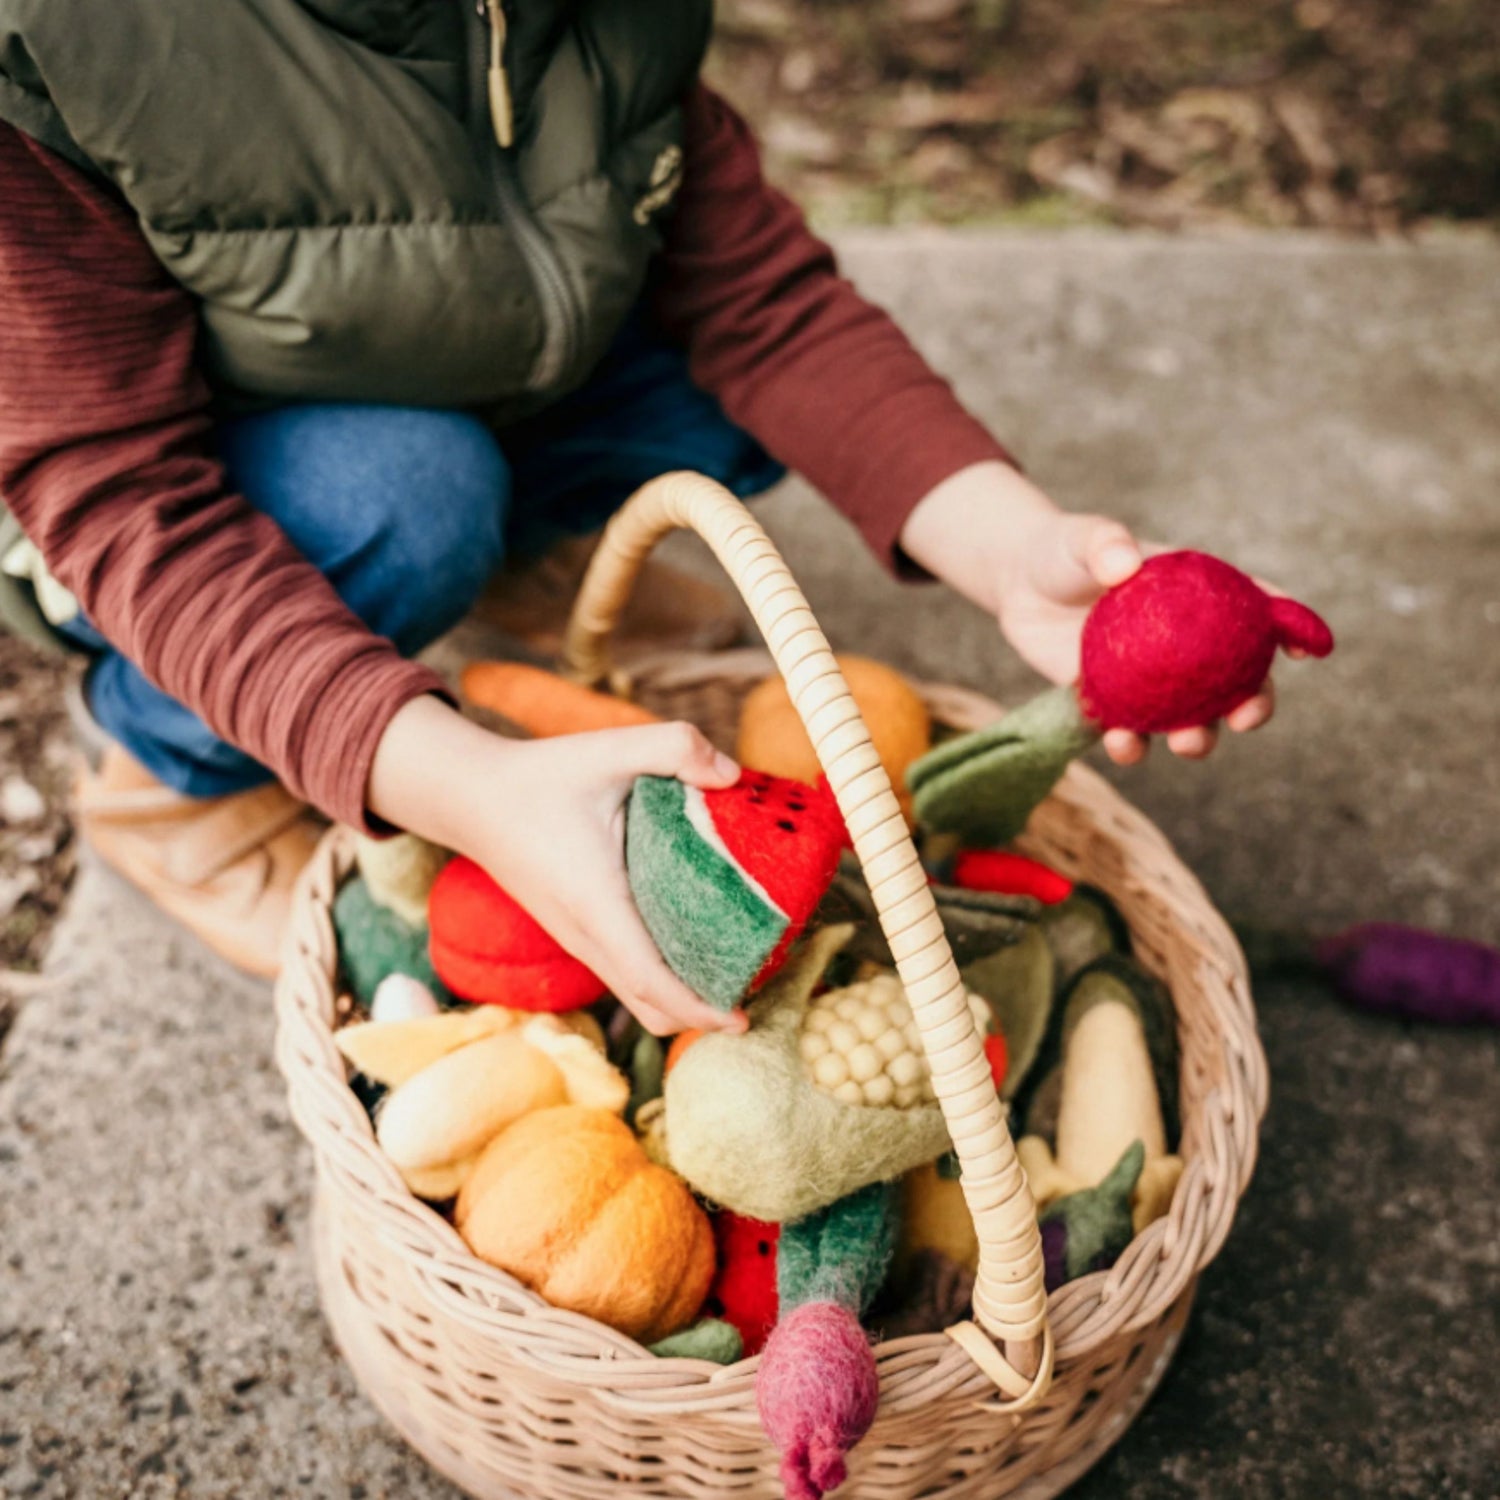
[575,881,747,1037]
[600,720,740,790]
[1165,724,1217,759]
[1103,729,1149,766]
[1226,680,1276,733]
[1073,516,1144,590]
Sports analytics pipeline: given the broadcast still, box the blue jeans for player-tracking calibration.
[61,316,784,799]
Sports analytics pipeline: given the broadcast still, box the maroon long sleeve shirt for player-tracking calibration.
[0,84,1011,829]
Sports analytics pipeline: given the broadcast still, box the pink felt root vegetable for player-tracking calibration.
[1079,550,1334,734]
[756,1302,879,1500]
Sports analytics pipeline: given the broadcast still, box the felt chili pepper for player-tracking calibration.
[952,849,1074,905]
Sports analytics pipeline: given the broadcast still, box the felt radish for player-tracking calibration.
[757,1183,898,1500]
[1244,921,1500,1026]
[626,770,846,1011]
[428,856,606,1011]
[908,550,1334,844]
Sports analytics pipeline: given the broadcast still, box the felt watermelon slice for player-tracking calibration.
[626,770,845,1011]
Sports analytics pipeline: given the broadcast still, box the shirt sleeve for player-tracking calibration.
[651,83,1018,574]
[0,123,449,831]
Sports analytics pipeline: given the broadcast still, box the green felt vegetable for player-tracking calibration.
[661,926,952,1223]
[907,686,1098,846]
[333,875,446,1009]
[819,854,1038,969]
[1038,1140,1144,1289]
[627,1030,666,1127]
[777,1181,898,1316]
[649,1317,745,1364]
[960,925,1054,1100]
[1038,886,1130,990]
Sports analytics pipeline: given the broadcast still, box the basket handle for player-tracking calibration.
[562,472,1053,1403]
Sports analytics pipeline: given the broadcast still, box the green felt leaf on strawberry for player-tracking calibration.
[626,770,846,1011]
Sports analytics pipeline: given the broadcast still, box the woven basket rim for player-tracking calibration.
[273,653,1265,1409]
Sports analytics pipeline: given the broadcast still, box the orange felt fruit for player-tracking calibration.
[455,1105,715,1343]
[737,655,931,821]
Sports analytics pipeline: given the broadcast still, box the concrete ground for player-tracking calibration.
[3,231,1498,1499]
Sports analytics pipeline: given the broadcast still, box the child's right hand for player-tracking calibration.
[369,695,749,1037]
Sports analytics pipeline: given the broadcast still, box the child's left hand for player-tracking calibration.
[898,461,1277,766]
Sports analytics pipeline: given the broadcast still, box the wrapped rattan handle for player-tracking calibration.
[562,472,1053,1403]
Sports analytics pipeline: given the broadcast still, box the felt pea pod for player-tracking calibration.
[648,1318,744,1364]
[907,551,1334,845]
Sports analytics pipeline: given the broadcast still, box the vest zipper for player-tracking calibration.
[468,0,580,392]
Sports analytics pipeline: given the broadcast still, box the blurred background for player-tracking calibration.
[708,0,1500,232]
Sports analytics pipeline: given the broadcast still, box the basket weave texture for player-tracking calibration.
[274,477,1265,1500]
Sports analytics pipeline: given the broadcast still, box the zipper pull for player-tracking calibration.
[485,0,515,149]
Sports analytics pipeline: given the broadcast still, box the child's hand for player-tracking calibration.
[369,697,749,1036]
[899,461,1276,765]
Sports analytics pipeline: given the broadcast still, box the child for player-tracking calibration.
[0,4,1272,1034]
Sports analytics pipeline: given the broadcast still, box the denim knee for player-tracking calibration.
[219,405,510,655]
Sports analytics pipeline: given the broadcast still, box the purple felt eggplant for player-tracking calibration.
[1315,923,1500,1026]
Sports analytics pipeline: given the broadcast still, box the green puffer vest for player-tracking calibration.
[0,0,710,647]
[0,0,710,411]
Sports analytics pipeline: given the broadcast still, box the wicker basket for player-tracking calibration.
[275,474,1266,1500]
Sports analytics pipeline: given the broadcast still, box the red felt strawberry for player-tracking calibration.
[427,856,606,1011]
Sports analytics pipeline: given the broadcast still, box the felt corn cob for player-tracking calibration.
[798,973,998,1109]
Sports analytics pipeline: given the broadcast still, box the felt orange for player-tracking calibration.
[455,1105,715,1343]
[736,655,930,821]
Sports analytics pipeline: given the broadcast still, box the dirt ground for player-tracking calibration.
[707,0,1500,231]
[0,639,75,1014]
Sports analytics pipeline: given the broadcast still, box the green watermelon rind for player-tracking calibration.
[626,775,789,1011]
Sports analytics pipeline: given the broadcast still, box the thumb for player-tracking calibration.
[606,720,741,789]
[1073,516,1144,591]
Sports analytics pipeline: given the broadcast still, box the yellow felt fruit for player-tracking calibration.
[896,1159,979,1274]
[456,1105,715,1342]
[374,1016,627,1198]
[737,655,931,821]
[337,1006,604,1090]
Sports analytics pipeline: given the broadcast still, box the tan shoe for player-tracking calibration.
[75,748,324,980]
[474,533,746,658]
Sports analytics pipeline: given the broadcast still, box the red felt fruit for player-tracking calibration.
[953,850,1073,906]
[706,1211,781,1357]
[427,856,606,1011]
[983,1032,1009,1091]
[1079,551,1333,735]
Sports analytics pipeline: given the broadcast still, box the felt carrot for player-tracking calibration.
[460,661,660,736]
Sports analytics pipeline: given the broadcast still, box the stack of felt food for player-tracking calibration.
[322,552,1333,1500]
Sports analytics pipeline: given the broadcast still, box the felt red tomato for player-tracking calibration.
[428,856,606,1011]
[1079,551,1333,735]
